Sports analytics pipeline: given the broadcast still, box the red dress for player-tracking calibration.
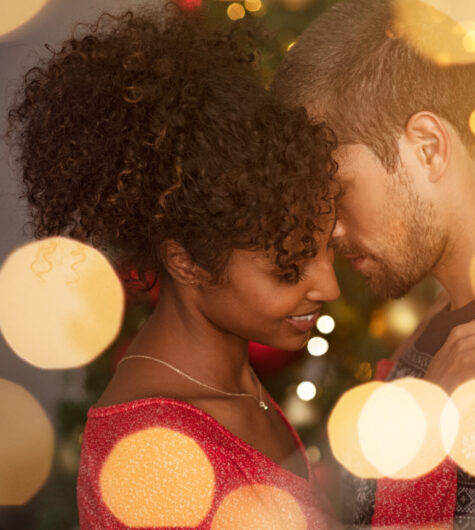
[77,397,331,529]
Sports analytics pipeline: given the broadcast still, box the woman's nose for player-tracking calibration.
[306,257,340,303]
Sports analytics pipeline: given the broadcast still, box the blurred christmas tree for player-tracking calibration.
[20,1,440,528]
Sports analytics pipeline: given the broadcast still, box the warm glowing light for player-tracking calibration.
[244,0,262,12]
[0,237,125,369]
[386,299,419,336]
[100,428,215,527]
[211,485,307,529]
[328,378,450,479]
[0,379,54,504]
[287,41,296,51]
[358,381,424,477]
[306,445,321,463]
[328,381,385,479]
[355,361,372,382]
[0,0,49,38]
[227,2,245,20]
[469,110,475,137]
[392,0,475,66]
[316,315,335,334]
[296,381,317,401]
[359,378,450,479]
[307,337,329,357]
[463,30,475,52]
[369,309,387,338]
[446,380,475,475]
[282,392,320,428]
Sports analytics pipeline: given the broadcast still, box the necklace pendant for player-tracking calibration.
[259,401,269,411]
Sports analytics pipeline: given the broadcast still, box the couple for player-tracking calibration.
[8,0,475,528]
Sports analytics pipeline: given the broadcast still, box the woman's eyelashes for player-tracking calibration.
[277,266,309,285]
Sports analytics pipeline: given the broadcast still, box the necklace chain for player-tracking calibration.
[117,354,269,411]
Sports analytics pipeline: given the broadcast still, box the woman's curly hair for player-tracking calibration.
[7,6,337,284]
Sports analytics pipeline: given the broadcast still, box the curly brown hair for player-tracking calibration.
[7,6,337,284]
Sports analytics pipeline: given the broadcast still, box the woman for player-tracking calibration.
[8,6,340,528]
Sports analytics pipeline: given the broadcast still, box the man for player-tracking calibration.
[272,0,475,527]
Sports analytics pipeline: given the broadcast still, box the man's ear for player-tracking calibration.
[160,240,201,286]
[404,112,450,182]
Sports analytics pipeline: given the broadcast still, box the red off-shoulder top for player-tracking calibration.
[77,397,331,529]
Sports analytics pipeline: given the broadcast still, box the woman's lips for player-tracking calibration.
[285,312,320,332]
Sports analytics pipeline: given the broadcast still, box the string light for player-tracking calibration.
[227,3,245,20]
[307,337,329,357]
[316,315,335,334]
[244,0,262,13]
[305,445,321,463]
[296,381,317,401]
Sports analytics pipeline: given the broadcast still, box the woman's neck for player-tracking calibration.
[129,281,253,393]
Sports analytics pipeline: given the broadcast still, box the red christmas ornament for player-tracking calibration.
[177,0,202,11]
[248,341,302,377]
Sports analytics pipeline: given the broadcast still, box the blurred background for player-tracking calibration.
[0,0,441,528]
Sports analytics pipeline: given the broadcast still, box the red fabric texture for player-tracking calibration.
[371,359,457,528]
[77,397,330,529]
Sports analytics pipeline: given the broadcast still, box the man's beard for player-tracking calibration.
[334,191,444,299]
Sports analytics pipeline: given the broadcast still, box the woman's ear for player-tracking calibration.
[404,112,450,182]
[160,240,200,286]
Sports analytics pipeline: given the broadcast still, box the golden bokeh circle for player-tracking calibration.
[100,427,215,527]
[447,380,475,475]
[469,110,475,137]
[227,3,245,20]
[329,378,450,479]
[0,237,124,369]
[392,0,475,66]
[0,378,54,505]
[211,484,306,529]
[0,0,49,38]
[359,378,449,479]
[328,381,385,479]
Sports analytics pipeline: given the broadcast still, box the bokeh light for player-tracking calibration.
[354,361,373,382]
[296,381,317,401]
[316,315,335,335]
[227,3,245,20]
[446,380,475,475]
[211,484,306,529]
[0,379,54,505]
[358,378,449,479]
[328,378,450,479]
[357,381,426,478]
[244,0,262,12]
[385,299,419,336]
[307,337,329,357]
[100,427,215,527]
[328,381,385,479]
[463,30,475,52]
[0,237,125,369]
[305,445,321,464]
[392,0,475,66]
[469,110,475,137]
[0,0,49,38]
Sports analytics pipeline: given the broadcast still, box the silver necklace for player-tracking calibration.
[117,354,269,411]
